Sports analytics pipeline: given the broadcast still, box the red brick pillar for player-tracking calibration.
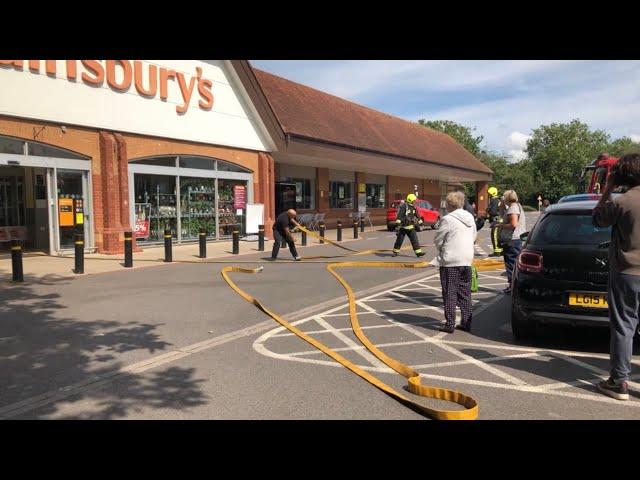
[476,181,489,217]
[98,131,124,254]
[113,133,142,252]
[258,152,276,235]
[355,172,366,213]
[316,168,330,212]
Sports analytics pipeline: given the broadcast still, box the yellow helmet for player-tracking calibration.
[488,187,498,197]
[406,193,417,204]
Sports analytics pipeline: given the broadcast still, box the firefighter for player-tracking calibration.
[392,193,425,257]
[487,187,504,256]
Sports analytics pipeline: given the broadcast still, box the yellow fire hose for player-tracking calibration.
[221,226,504,420]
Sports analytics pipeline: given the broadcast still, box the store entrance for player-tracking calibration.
[275,182,297,216]
[0,165,49,253]
[55,169,89,250]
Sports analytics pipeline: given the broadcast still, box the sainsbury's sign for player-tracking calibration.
[0,60,213,114]
[0,60,271,152]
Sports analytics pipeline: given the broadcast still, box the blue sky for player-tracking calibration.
[251,60,640,161]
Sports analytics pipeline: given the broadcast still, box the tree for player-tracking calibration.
[526,119,610,202]
[417,119,484,156]
[477,151,536,206]
[607,137,640,157]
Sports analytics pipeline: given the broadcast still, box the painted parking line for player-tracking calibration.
[254,271,640,410]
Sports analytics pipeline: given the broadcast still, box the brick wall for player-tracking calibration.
[0,115,272,252]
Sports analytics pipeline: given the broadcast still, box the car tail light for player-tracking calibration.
[518,250,543,273]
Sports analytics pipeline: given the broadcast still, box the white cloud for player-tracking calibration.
[630,134,640,142]
[507,150,527,162]
[508,131,531,150]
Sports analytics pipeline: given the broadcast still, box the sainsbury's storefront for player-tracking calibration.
[0,60,277,254]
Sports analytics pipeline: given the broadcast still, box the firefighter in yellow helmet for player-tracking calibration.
[486,186,504,256]
[392,193,425,257]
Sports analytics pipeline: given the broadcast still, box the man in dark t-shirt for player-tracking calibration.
[271,209,301,261]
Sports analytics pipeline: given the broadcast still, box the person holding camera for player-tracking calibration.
[592,153,640,401]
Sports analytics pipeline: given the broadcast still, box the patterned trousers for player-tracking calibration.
[439,266,473,329]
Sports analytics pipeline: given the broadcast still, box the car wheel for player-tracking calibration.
[511,302,537,340]
[431,218,441,230]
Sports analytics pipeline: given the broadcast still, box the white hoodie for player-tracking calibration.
[431,208,477,267]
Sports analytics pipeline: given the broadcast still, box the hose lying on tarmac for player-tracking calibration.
[221,226,504,420]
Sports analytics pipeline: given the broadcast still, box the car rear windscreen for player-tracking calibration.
[529,213,611,246]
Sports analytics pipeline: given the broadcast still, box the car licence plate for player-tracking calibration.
[568,292,608,309]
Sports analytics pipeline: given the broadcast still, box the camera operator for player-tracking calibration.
[592,153,640,401]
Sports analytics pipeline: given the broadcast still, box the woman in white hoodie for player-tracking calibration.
[432,191,477,333]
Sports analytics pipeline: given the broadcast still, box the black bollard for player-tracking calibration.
[10,239,23,282]
[353,219,358,239]
[74,232,84,274]
[301,229,307,246]
[360,218,365,233]
[232,229,240,254]
[281,235,287,248]
[258,225,265,252]
[199,228,207,259]
[337,221,342,242]
[319,222,325,244]
[164,228,172,262]
[124,231,133,268]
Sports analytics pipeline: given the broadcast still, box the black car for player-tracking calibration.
[511,200,612,339]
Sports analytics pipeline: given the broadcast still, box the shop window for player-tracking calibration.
[179,156,216,170]
[130,156,178,167]
[283,177,314,209]
[329,181,353,209]
[0,135,25,155]
[218,179,247,237]
[27,142,87,160]
[134,174,177,242]
[180,177,216,240]
[365,183,385,208]
[217,160,252,173]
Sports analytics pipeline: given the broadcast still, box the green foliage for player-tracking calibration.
[477,151,537,206]
[526,119,610,201]
[416,118,640,206]
[607,137,640,157]
[418,119,484,156]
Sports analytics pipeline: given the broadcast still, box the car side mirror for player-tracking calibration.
[520,232,529,241]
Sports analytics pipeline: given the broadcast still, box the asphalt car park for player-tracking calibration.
[254,267,640,418]
[3,213,639,419]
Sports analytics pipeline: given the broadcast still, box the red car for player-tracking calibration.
[386,199,441,231]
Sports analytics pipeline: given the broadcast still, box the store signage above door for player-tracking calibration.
[0,60,213,114]
[0,60,271,152]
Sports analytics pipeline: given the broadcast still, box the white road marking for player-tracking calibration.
[311,315,386,369]
[254,269,640,412]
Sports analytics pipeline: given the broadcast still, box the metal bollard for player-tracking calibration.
[10,239,23,282]
[232,230,240,254]
[258,224,265,251]
[319,222,325,244]
[74,232,84,274]
[301,229,307,246]
[337,221,342,242]
[164,228,172,262]
[353,220,358,239]
[124,231,133,268]
[360,218,365,233]
[199,227,207,259]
